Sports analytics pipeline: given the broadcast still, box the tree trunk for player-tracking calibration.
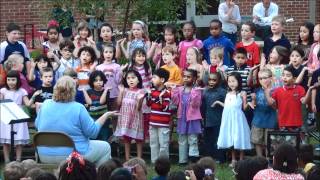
[122,0,132,36]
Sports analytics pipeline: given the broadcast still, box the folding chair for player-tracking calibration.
[33,131,76,167]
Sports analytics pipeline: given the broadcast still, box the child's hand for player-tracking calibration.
[118,84,124,93]
[144,88,151,94]
[47,51,54,59]
[120,63,129,71]
[104,85,112,91]
[30,59,37,68]
[251,64,260,71]
[74,35,80,41]
[202,60,209,71]
[211,101,221,107]
[248,101,256,109]
[312,103,317,113]
[251,93,256,100]
[241,91,247,99]
[34,89,42,96]
[105,111,120,117]
[185,170,197,180]
[137,93,146,101]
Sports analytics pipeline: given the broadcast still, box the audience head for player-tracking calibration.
[298,144,314,168]
[4,161,25,180]
[234,156,268,180]
[154,155,171,177]
[306,165,320,180]
[123,157,147,180]
[197,156,216,180]
[167,171,187,180]
[110,168,132,180]
[58,151,96,180]
[24,167,46,180]
[273,143,299,174]
[186,163,205,180]
[21,159,38,174]
[53,76,76,102]
[35,172,57,180]
[4,54,24,72]
[97,158,123,180]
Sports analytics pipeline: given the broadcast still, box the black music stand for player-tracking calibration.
[0,99,31,161]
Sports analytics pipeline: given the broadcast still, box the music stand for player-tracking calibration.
[0,99,31,161]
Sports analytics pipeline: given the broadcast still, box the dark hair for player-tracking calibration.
[34,55,53,71]
[47,25,60,34]
[167,171,187,180]
[40,67,54,77]
[3,162,24,180]
[35,172,57,180]
[183,20,196,31]
[186,163,205,180]
[6,22,21,32]
[298,144,314,165]
[164,24,177,36]
[25,167,46,180]
[154,155,171,176]
[234,156,268,180]
[298,21,314,45]
[97,159,123,180]
[208,72,222,86]
[210,19,222,28]
[129,48,151,76]
[77,23,92,37]
[101,44,116,63]
[307,165,320,180]
[283,65,296,77]
[235,47,248,57]
[78,46,97,63]
[122,69,143,89]
[271,45,290,64]
[185,68,198,79]
[227,72,242,92]
[100,23,114,33]
[59,40,75,52]
[291,45,305,59]
[59,159,96,180]
[273,143,299,174]
[153,68,170,83]
[5,70,21,90]
[243,21,256,32]
[88,70,107,89]
[110,168,132,180]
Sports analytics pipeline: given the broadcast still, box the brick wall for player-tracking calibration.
[0,0,318,42]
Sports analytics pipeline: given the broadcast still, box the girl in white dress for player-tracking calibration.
[0,70,31,163]
[213,72,251,167]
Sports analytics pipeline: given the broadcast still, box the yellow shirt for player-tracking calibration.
[161,64,182,85]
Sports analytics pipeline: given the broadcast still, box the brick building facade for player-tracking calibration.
[0,0,319,43]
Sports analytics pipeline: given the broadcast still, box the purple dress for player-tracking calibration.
[177,92,202,134]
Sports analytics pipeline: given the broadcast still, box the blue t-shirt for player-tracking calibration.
[252,88,277,128]
[203,35,235,66]
[0,40,30,64]
[263,34,291,61]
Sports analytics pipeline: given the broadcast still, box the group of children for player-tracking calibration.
[0,14,320,168]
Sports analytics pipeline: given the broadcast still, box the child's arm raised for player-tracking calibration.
[120,39,129,59]
[116,85,125,109]
[301,84,319,104]
[211,100,224,107]
[241,91,249,110]
[247,65,260,87]
[136,92,146,111]
[82,89,92,105]
[27,59,36,82]
[100,87,110,105]
[295,66,308,84]
[311,88,317,112]
[248,92,256,109]
[264,87,276,108]
[26,90,42,107]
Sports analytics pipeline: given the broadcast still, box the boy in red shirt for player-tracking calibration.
[146,68,171,163]
[264,66,313,130]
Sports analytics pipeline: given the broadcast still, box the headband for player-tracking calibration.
[133,20,146,28]
[66,151,85,174]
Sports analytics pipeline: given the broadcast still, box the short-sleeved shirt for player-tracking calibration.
[236,41,260,67]
[34,86,53,103]
[263,34,291,61]
[253,169,304,180]
[291,65,308,91]
[0,40,30,64]
[272,85,305,127]
[252,88,277,128]
[201,87,226,127]
[311,68,320,111]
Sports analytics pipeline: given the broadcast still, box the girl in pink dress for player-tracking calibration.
[0,70,31,163]
[178,21,203,70]
[115,69,146,161]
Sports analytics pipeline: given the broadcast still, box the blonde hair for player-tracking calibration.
[124,157,147,175]
[53,76,76,102]
[4,54,24,72]
[209,47,224,60]
[162,45,177,55]
[132,20,149,39]
[258,68,273,77]
[272,15,285,26]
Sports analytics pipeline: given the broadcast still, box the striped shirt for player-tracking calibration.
[226,64,252,101]
[146,87,171,127]
[133,65,152,88]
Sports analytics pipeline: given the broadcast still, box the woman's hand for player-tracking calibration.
[104,111,120,117]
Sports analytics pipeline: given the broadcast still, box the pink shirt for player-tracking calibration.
[253,169,304,180]
[96,62,122,98]
[307,43,320,71]
[171,86,202,121]
[178,39,203,70]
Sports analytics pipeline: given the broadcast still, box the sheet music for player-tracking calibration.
[0,102,30,124]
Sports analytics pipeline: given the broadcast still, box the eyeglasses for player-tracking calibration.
[62,48,72,52]
[208,78,218,81]
[258,76,271,80]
